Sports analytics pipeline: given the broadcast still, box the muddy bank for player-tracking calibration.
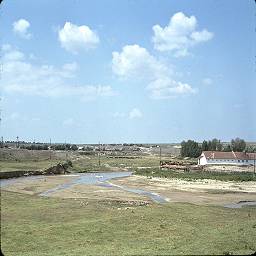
[111,175,256,206]
[0,162,70,179]
[1,172,151,204]
[1,172,256,207]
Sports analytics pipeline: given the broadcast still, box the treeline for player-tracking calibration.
[20,144,49,150]
[181,138,256,158]
[20,144,79,151]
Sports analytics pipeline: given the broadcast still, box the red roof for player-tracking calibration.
[201,151,256,160]
[248,153,256,160]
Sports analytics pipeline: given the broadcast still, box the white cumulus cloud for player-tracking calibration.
[13,19,32,39]
[148,77,196,99]
[129,108,143,119]
[58,22,100,54]
[152,12,213,56]
[112,44,167,79]
[112,44,196,99]
[0,44,116,101]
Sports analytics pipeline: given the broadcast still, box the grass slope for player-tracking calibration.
[0,160,60,172]
[1,191,256,255]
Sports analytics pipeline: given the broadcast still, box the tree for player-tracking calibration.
[202,140,208,151]
[231,138,246,152]
[222,144,232,152]
[65,144,71,150]
[71,144,78,151]
[211,138,218,151]
[216,140,223,151]
[208,140,212,151]
[245,145,256,153]
[204,138,223,151]
[181,140,201,158]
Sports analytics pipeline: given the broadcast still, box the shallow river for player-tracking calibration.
[1,172,256,207]
[0,172,169,203]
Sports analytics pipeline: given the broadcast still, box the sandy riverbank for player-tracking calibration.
[1,174,256,206]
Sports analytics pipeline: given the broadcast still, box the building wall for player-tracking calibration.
[208,158,251,165]
[249,159,255,165]
[198,153,254,165]
[198,154,254,166]
[201,158,252,165]
[198,155,208,165]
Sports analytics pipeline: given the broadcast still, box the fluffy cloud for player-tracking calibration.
[112,44,167,79]
[129,108,143,119]
[13,19,32,39]
[58,22,100,54]
[148,77,196,99]
[0,45,115,100]
[152,12,213,56]
[112,44,196,99]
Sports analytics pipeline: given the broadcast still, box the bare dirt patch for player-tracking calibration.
[205,164,255,173]
[111,175,256,206]
[1,175,77,195]
[49,183,150,203]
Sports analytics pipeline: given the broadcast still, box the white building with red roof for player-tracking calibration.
[198,151,256,166]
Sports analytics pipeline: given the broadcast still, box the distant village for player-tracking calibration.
[1,137,255,168]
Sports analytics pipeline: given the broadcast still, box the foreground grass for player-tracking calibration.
[134,168,256,182]
[1,191,256,255]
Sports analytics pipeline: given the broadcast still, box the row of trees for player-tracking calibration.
[53,144,78,151]
[20,144,49,150]
[181,138,254,158]
[20,144,79,151]
[201,138,247,152]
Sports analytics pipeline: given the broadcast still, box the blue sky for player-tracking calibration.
[0,0,255,143]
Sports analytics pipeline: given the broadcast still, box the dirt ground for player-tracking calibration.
[205,164,255,173]
[0,175,150,203]
[111,175,256,206]
[0,175,76,195]
[1,174,256,206]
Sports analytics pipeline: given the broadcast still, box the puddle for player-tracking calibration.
[224,201,256,209]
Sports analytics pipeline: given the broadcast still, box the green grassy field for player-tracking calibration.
[135,168,256,182]
[72,155,163,171]
[1,191,256,255]
[0,154,163,173]
[0,160,60,172]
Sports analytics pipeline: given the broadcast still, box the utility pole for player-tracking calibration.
[49,138,52,160]
[98,141,101,166]
[254,153,255,178]
[16,136,19,148]
[158,145,162,170]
